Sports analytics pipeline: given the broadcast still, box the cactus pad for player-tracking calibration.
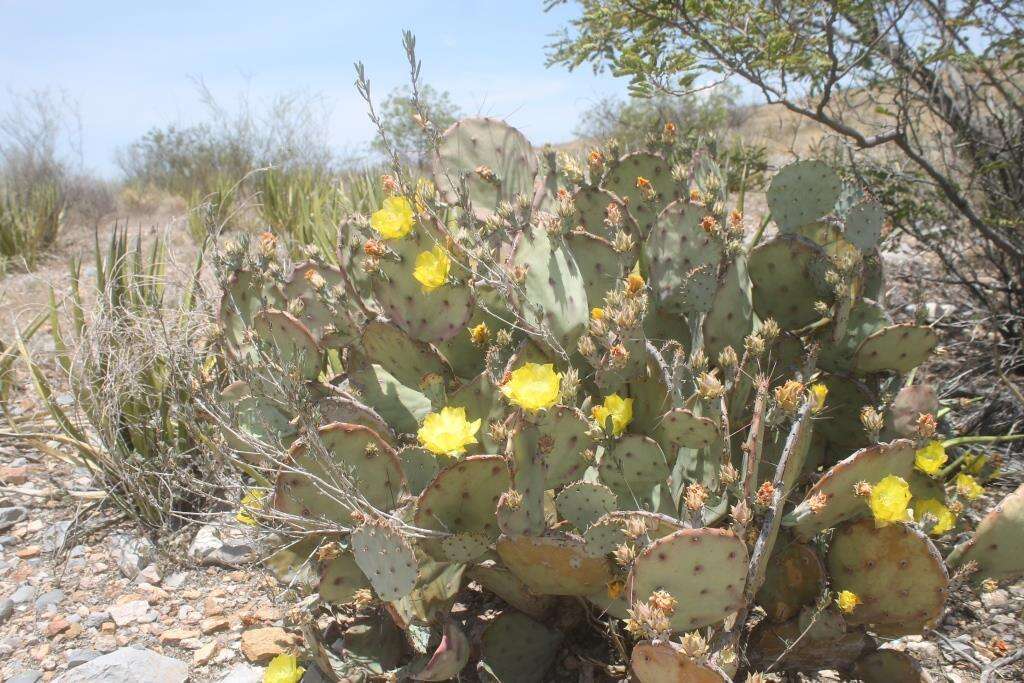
[447,372,505,453]
[274,422,406,528]
[497,532,614,595]
[397,446,439,496]
[629,527,748,630]
[631,641,729,683]
[602,152,673,236]
[251,309,321,380]
[319,550,371,604]
[479,611,563,683]
[535,405,593,488]
[220,269,283,352]
[767,160,842,232]
[565,231,628,310]
[747,609,870,672]
[599,434,670,497]
[468,561,554,619]
[886,384,939,439]
[361,320,453,389]
[646,201,722,314]
[317,392,394,444]
[583,511,685,557]
[817,299,891,373]
[414,455,511,557]
[785,440,916,540]
[853,324,938,374]
[827,519,949,635]
[350,521,419,601]
[748,235,831,329]
[572,186,635,241]
[346,351,432,435]
[281,261,352,344]
[433,117,538,215]
[755,542,825,622]
[946,483,1024,584]
[844,199,885,251]
[852,650,930,683]
[510,222,589,352]
[372,229,474,343]
[440,531,490,563]
[556,481,618,530]
[815,373,875,449]
[658,408,719,450]
[219,380,297,459]
[702,255,753,360]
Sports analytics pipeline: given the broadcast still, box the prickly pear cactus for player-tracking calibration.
[207,118,1014,680]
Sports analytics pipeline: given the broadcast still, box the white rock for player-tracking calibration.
[217,663,264,683]
[52,648,187,682]
[108,600,149,627]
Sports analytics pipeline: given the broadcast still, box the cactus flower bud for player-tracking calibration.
[718,345,739,369]
[679,631,708,658]
[720,462,739,486]
[755,481,775,507]
[625,272,645,296]
[635,176,656,201]
[468,322,490,346]
[578,334,597,358]
[730,500,752,526]
[916,412,938,439]
[696,372,725,400]
[684,483,709,511]
[648,590,678,616]
[774,380,805,414]
[860,405,884,438]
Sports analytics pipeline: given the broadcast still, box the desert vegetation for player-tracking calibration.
[0,5,1022,682]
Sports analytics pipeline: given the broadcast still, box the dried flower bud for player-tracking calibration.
[623,515,649,540]
[699,215,719,235]
[814,300,830,316]
[860,405,884,437]
[679,631,708,658]
[613,543,637,567]
[696,372,725,400]
[609,343,630,368]
[612,228,635,253]
[577,334,597,358]
[717,345,738,369]
[720,462,739,486]
[626,272,645,296]
[487,420,508,444]
[744,333,766,357]
[730,500,752,526]
[496,201,515,222]
[760,319,780,344]
[501,489,523,510]
[916,412,938,439]
[808,491,829,513]
[587,149,605,177]
[774,380,805,414]
[475,164,496,182]
[853,480,872,497]
[684,483,709,511]
[469,322,490,346]
[648,590,678,616]
[755,481,775,507]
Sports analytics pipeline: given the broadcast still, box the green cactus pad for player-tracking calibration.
[433,117,538,216]
[440,531,490,563]
[468,561,554,619]
[626,365,671,435]
[631,641,729,683]
[556,481,618,530]
[755,542,825,622]
[817,299,891,373]
[251,309,321,380]
[645,201,722,314]
[496,532,613,595]
[947,483,1024,584]
[827,519,949,635]
[599,434,670,498]
[219,380,297,460]
[767,160,842,233]
[274,423,406,528]
[572,186,636,241]
[785,440,916,540]
[815,373,876,450]
[583,511,686,557]
[565,231,628,310]
[350,522,419,601]
[220,269,284,352]
[748,235,831,330]
[629,527,748,630]
[316,391,394,444]
[747,610,870,672]
[360,320,453,390]
[318,550,371,604]
[414,455,511,557]
[433,286,510,379]
[371,229,475,343]
[536,405,593,488]
[281,261,353,345]
[510,222,589,352]
[844,199,885,251]
[397,446,439,496]
[447,372,505,453]
[886,384,939,439]
[852,650,930,683]
[602,152,673,236]
[346,350,432,435]
[479,611,564,683]
[853,324,938,374]
[702,255,753,361]
[658,408,719,450]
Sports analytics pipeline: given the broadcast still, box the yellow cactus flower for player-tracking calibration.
[591,307,605,320]
[592,393,634,436]
[417,406,481,456]
[413,246,450,293]
[836,590,861,614]
[500,363,562,412]
[264,653,304,683]
[868,475,912,526]
[625,272,645,295]
[914,498,956,535]
[370,195,415,239]
[955,472,984,500]
[809,383,828,413]
[235,489,266,526]
[914,440,948,476]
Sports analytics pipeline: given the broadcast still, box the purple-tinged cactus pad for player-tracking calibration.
[318,550,370,604]
[496,532,613,596]
[947,483,1024,584]
[631,641,730,683]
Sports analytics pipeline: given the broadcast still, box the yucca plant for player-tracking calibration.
[0,181,65,270]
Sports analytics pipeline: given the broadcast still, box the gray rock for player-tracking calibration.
[65,649,101,668]
[0,506,28,531]
[981,589,1009,610]
[905,639,940,663]
[7,671,42,683]
[9,583,36,604]
[42,520,72,552]
[52,647,188,683]
[84,610,110,628]
[217,663,264,683]
[163,571,189,589]
[34,589,64,610]
[188,524,258,568]
[0,598,12,624]
[113,535,155,580]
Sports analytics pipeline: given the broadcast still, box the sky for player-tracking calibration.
[0,1,633,177]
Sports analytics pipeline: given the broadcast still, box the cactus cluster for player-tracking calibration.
[211,117,1023,681]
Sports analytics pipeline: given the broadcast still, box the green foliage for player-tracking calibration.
[0,182,65,269]
[206,112,1018,679]
[372,85,461,169]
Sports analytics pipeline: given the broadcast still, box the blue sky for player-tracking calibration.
[0,1,633,177]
